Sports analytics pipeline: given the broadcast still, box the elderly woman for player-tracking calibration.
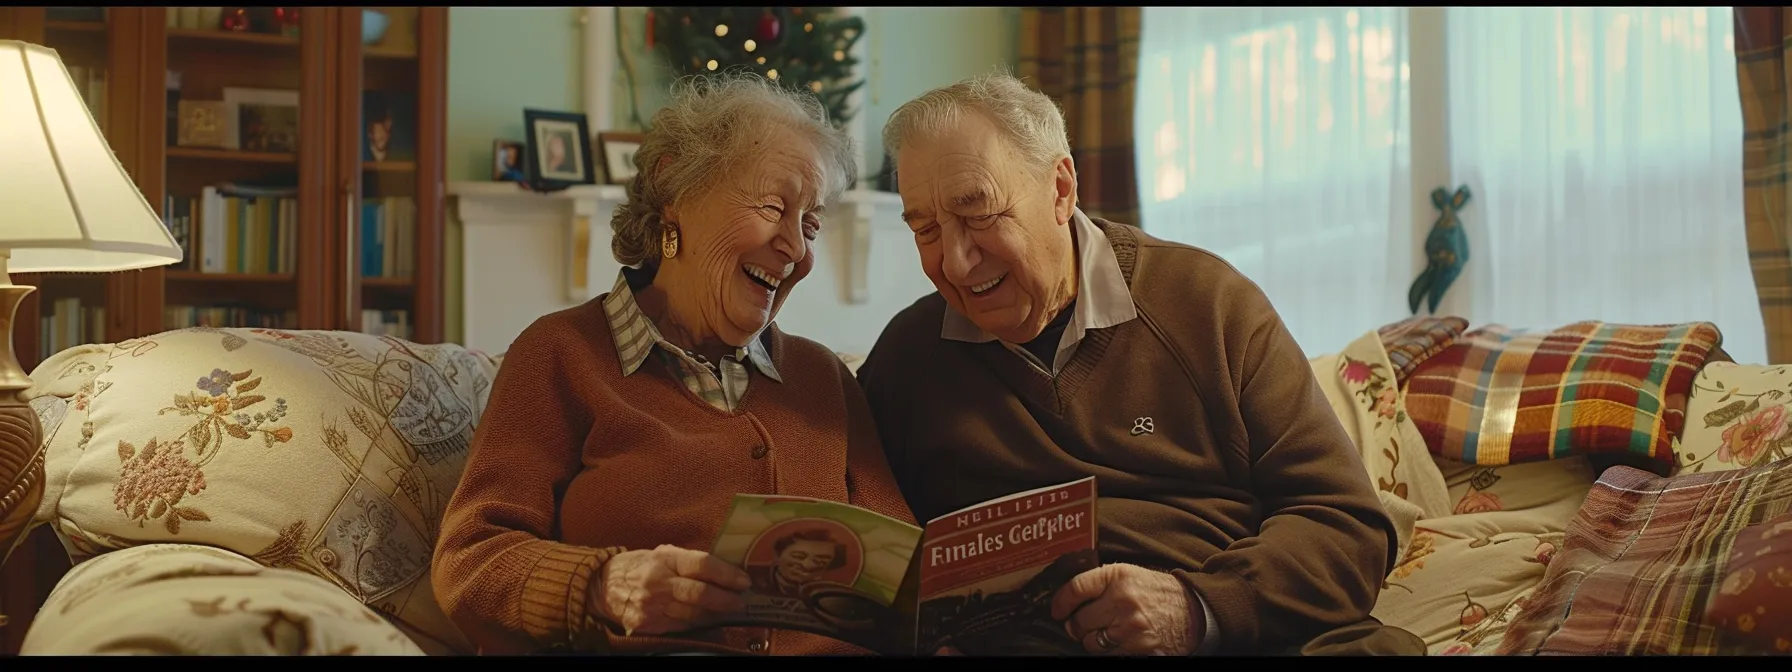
[431,73,914,656]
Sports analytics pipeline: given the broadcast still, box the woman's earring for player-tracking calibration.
[661,225,680,259]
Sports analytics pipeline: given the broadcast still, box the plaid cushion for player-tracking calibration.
[1377,315,1470,387]
[1404,321,1722,476]
[1498,458,1792,655]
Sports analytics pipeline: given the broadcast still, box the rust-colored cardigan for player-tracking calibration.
[431,299,915,655]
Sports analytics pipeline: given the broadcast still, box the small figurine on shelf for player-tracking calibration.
[273,7,300,38]
[222,8,251,32]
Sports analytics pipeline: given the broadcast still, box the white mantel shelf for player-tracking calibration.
[447,181,907,355]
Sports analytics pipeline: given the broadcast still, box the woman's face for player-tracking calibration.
[662,126,828,347]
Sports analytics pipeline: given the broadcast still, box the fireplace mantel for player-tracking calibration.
[447,181,907,355]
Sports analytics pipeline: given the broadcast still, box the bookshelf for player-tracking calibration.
[0,6,447,654]
[1,6,446,375]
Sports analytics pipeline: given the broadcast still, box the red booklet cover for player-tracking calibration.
[914,476,1099,655]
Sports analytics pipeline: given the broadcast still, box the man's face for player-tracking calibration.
[369,120,391,151]
[895,110,1079,344]
[774,539,836,585]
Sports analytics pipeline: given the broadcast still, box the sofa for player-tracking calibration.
[11,321,1790,654]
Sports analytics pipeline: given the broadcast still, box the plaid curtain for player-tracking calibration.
[1736,7,1792,363]
[1017,7,1141,226]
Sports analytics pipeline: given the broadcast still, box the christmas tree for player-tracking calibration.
[649,7,866,131]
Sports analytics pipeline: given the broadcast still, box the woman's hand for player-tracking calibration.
[591,544,753,636]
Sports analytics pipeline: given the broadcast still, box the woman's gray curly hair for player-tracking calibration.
[611,70,858,270]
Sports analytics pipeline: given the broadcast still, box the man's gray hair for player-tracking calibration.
[611,70,857,269]
[881,72,1072,179]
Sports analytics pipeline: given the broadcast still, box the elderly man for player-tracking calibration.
[856,74,1426,657]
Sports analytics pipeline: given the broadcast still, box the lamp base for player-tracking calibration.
[0,283,43,575]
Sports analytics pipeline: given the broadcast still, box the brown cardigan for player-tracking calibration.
[431,299,915,655]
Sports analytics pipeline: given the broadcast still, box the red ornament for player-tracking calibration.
[273,7,300,37]
[645,10,655,50]
[222,8,250,32]
[756,13,780,43]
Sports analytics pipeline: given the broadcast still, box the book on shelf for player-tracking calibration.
[360,309,411,341]
[703,477,1099,655]
[38,298,105,361]
[164,185,298,275]
[361,197,416,279]
[163,305,296,332]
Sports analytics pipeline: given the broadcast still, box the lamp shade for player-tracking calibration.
[0,40,181,274]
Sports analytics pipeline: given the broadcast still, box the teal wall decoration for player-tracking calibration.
[1408,185,1472,315]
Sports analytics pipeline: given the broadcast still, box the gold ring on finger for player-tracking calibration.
[1093,627,1119,652]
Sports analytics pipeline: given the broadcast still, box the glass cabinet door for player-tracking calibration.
[158,5,326,332]
[342,6,445,343]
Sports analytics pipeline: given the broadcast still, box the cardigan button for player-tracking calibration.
[750,444,768,459]
[748,639,767,653]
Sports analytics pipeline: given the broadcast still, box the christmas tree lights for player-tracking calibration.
[650,7,867,130]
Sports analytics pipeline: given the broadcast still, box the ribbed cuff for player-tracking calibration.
[1172,568,1257,655]
[520,544,625,649]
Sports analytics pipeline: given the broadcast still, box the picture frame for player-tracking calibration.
[522,108,596,189]
[596,131,645,186]
[492,139,526,182]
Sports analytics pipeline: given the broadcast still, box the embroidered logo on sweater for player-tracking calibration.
[1130,417,1155,436]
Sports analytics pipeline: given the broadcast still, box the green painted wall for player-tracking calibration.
[444,7,584,345]
[858,7,1020,174]
[442,7,1017,346]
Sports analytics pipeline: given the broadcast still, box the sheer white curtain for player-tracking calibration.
[1135,8,1413,356]
[1445,7,1767,364]
[1137,7,1769,364]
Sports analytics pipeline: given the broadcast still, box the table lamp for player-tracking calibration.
[0,40,183,569]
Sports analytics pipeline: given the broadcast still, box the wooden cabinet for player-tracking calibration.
[0,6,447,653]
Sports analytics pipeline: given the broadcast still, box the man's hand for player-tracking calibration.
[590,544,751,636]
[1050,563,1203,656]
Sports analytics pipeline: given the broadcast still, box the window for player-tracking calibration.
[1137,7,1769,364]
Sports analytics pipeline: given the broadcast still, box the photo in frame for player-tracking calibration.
[522,109,596,189]
[596,132,645,186]
[492,140,526,182]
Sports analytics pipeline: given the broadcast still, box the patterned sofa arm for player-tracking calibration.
[24,328,503,655]
[23,543,424,655]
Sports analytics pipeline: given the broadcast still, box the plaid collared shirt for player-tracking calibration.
[601,269,781,413]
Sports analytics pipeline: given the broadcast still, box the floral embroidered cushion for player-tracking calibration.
[1368,456,1595,654]
[28,328,500,655]
[1673,361,1792,476]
